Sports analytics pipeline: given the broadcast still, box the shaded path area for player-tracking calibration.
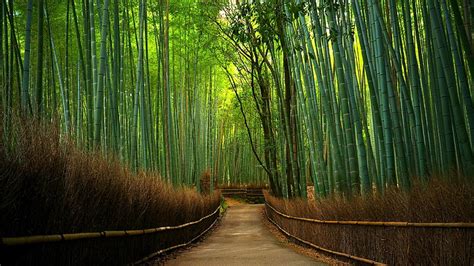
[166,204,326,265]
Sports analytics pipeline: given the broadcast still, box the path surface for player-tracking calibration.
[166,204,326,266]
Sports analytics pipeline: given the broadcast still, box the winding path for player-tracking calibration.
[166,204,326,265]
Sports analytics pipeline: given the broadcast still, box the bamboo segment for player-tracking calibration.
[2,235,64,246]
[62,232,102,241]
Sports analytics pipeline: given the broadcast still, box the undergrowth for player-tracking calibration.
[265,180,474,264]
[268,179,474,223]
[0,117,220,265]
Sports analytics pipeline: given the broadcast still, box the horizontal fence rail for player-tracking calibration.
[266,202,474,228]
[1,205,220,247]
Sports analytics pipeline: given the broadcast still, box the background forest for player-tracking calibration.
[1,0,473,198]
[1,0,268,190]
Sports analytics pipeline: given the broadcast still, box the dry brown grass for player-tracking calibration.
[0,118,221,265]
[200,169,212,195]
[265,180,474,265]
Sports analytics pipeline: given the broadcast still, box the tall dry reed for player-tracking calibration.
[265,180,474,265]
[0,117,221,265]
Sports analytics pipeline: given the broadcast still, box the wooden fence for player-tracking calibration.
[265,201,474,265]
[0,205,221,265]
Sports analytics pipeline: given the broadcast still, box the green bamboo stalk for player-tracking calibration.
[93,0,110,146]
[21,0,33,115]
[45,6,70,132]
[35,0,45,116]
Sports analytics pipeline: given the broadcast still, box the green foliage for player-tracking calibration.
[1,0,264,189]
[217,0,474,198]
[2,0,473,199]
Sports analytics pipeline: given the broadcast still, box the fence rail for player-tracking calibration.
[1,205,221,247]
[266,202,474,228]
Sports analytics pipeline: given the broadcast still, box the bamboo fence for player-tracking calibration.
[1,205,221,246]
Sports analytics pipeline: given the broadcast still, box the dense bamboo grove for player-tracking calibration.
[1,0,473,198]
[0,0,267,189]
[218,0,474,197]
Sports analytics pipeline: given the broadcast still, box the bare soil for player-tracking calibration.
[165,204,327,266]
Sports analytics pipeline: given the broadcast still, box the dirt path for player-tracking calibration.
[166,204,327,265]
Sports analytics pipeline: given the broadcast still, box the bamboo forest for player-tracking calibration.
[0,0,473,265]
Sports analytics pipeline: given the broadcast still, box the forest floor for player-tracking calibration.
[164,204,328,266]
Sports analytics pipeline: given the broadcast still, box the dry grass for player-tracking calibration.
[224,197,246,206]
[0,117,221,265]
[200,169,212,195]
[265,180,474,265]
